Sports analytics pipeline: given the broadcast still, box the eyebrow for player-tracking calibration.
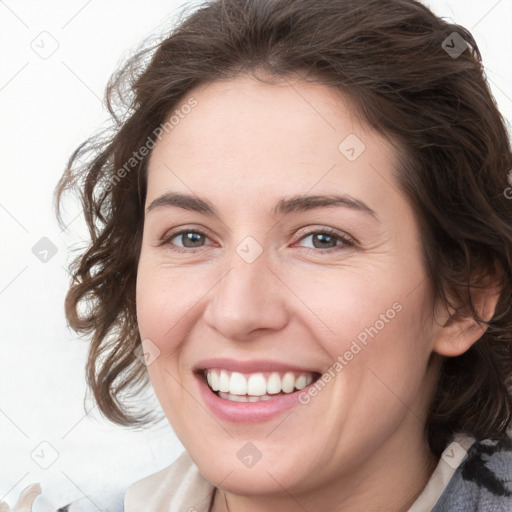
[146,192,378,219]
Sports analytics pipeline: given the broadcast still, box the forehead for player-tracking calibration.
[145,75,402,215]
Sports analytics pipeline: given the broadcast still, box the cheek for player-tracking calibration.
[135,260,206,356]
[135,265,194,419]
[335,289,434,424]
[288,262,434,379]
[136,274,170,346]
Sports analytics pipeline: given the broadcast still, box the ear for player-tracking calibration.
[432,278,502,358]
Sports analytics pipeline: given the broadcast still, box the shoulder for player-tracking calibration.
[434,432,512,511]
[124,450,215,512]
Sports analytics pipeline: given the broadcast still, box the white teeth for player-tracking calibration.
[266,372,282,394]
[247,373,267,396]
[219,370,230,392]
[229,393,247,402]
[207,370,220,391]
[205,369,316,397]
[295,374,307,390]
[281,372,295,393]
[295,374,314,390]
[218,391,277,402]
[229,372,247,395]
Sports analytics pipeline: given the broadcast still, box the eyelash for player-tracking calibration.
[158,227,356,254]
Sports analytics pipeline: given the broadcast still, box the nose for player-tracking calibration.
[202,241,289,340]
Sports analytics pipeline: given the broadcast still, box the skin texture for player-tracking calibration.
[135,74,496,511]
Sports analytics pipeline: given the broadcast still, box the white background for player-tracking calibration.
[1,0,511,510]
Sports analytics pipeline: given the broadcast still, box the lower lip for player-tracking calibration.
[195,373,313,423]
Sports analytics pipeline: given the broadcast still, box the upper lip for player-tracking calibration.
[194,358,321,375]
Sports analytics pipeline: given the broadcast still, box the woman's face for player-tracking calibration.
[136,75,444,503]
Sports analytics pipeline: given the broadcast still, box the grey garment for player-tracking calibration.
[432,434,512,512]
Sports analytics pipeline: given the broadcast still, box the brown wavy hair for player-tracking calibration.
[54,0,512,457]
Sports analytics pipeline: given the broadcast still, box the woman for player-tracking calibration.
[53,0,512,510]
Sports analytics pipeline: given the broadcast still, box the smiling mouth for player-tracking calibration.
[201,368,322,402]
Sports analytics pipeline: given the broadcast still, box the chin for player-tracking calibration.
[204,460,303,496]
